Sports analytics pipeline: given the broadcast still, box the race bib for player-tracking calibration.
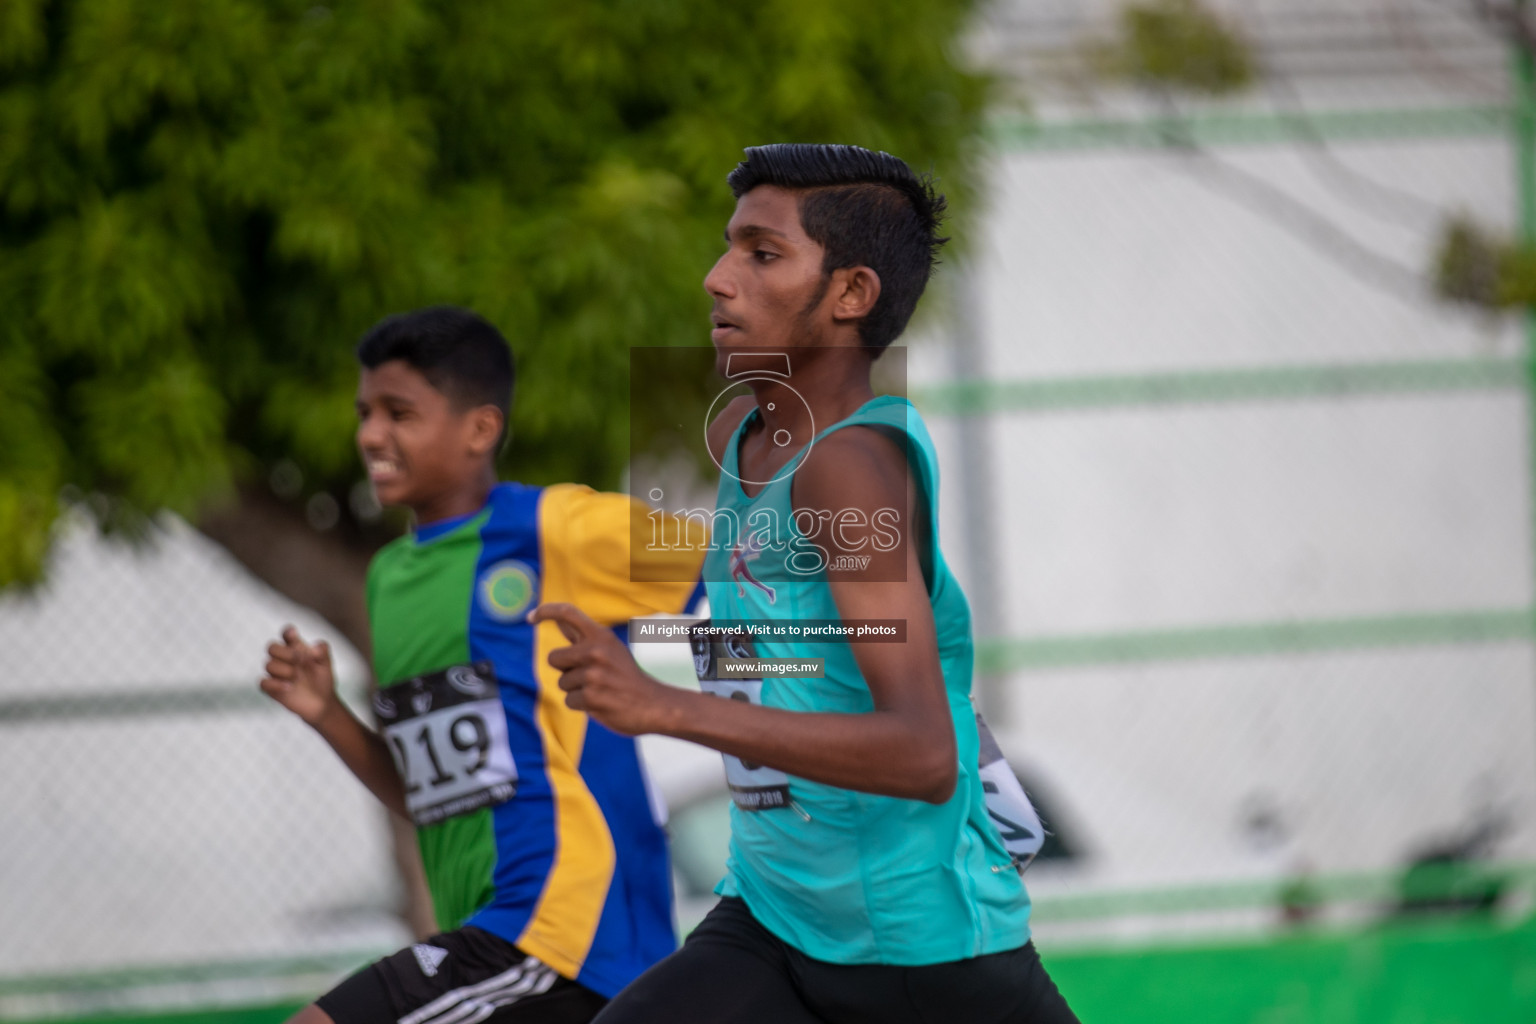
[374,662,518,827]
[976,712,1045,871]
[690,623,792,811]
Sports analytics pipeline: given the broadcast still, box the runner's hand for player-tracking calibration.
[530,603,674,736]
[260,625,340,728]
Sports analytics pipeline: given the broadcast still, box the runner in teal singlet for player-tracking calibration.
[533,144,1078,1023]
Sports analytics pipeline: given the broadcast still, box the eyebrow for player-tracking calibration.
[725,223,791,243]
[357,391,417,408]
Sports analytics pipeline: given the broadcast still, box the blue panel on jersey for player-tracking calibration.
[575,720,678,987]
[464,483,557,940]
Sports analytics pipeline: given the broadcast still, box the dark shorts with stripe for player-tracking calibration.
[316,926,608,1024]
[593,897,1080,1024]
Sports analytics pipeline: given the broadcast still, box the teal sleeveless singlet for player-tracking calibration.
[700,395,1032,965]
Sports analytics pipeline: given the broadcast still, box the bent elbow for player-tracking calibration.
[916,758,958,805]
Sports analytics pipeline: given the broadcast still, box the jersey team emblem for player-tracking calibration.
[478,559,538,621]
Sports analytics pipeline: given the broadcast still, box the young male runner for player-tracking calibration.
[534,146,1078,1022]
[261,307,706,1024]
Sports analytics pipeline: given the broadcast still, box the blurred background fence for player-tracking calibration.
[932,1,1536,1015]
[5,1,1536,1022]
[0,514,403,1020]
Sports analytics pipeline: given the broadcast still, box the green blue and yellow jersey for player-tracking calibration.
[365,482,705,997]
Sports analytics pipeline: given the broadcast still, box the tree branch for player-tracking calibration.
[196,485,373,654]
[1146,91,1431,308]
[1470,0,1536,56]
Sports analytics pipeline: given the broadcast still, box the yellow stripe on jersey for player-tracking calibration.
[514,615,617,976]
[514,486,705,975]
[538,483,708,624]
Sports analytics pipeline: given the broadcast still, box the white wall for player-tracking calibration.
[905,100,1536,910]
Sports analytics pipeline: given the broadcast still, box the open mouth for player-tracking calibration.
[711,314,741,341]
[366,457,402,480]
[710,305,740,331]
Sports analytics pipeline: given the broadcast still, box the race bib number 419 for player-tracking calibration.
[374,662,518,827]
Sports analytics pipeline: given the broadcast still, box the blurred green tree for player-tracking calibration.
[0,0,988,639]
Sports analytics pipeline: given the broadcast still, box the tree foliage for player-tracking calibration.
[1089,0,1253,97]
[1435,215,1525,311]
[1,0,989,585]
[1434,215,1536,313]
[1430,6,1536,314]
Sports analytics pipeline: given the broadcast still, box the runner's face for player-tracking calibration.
[704,185,834,362]
[355,360,480,514]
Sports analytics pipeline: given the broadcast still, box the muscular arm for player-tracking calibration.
[261,627,410,819]
[536,426,958,804]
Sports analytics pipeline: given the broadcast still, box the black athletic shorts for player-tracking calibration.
[592,897,1080,1024]
[316,926,608,1024]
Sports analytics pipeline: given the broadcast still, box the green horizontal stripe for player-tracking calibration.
[910,358,1528,417]
[3,1003,305,1024]
[0,685,371,723]
[989,104,1512,152]
[0,687,274,722]
[4,609,1528,721]
[0,950,380,997]
[1031,860,1536,923]
[977,608,1534,674]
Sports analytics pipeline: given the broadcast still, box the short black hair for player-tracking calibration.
[355,306,514,441]
[726,144,948,350]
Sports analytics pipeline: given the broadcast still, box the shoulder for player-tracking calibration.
[365,533,415,599]
[539,482,619,520]
[536,481,589,505]
[484,480,541,514]
[537,483,640,545]
[794,424,909,511]
[706,396,757,465]
[369,532,415,570]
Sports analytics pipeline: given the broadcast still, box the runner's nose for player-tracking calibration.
[704,252,735,299]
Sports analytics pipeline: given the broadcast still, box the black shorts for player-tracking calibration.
[592,897,1079,1024]
[316,926,608,1024]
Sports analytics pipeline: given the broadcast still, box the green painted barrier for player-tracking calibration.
[5,1005,305,1024]
[9,915,1532,1023]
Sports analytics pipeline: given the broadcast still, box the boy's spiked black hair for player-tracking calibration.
[726,143,948,350]
[355,306,514,442]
